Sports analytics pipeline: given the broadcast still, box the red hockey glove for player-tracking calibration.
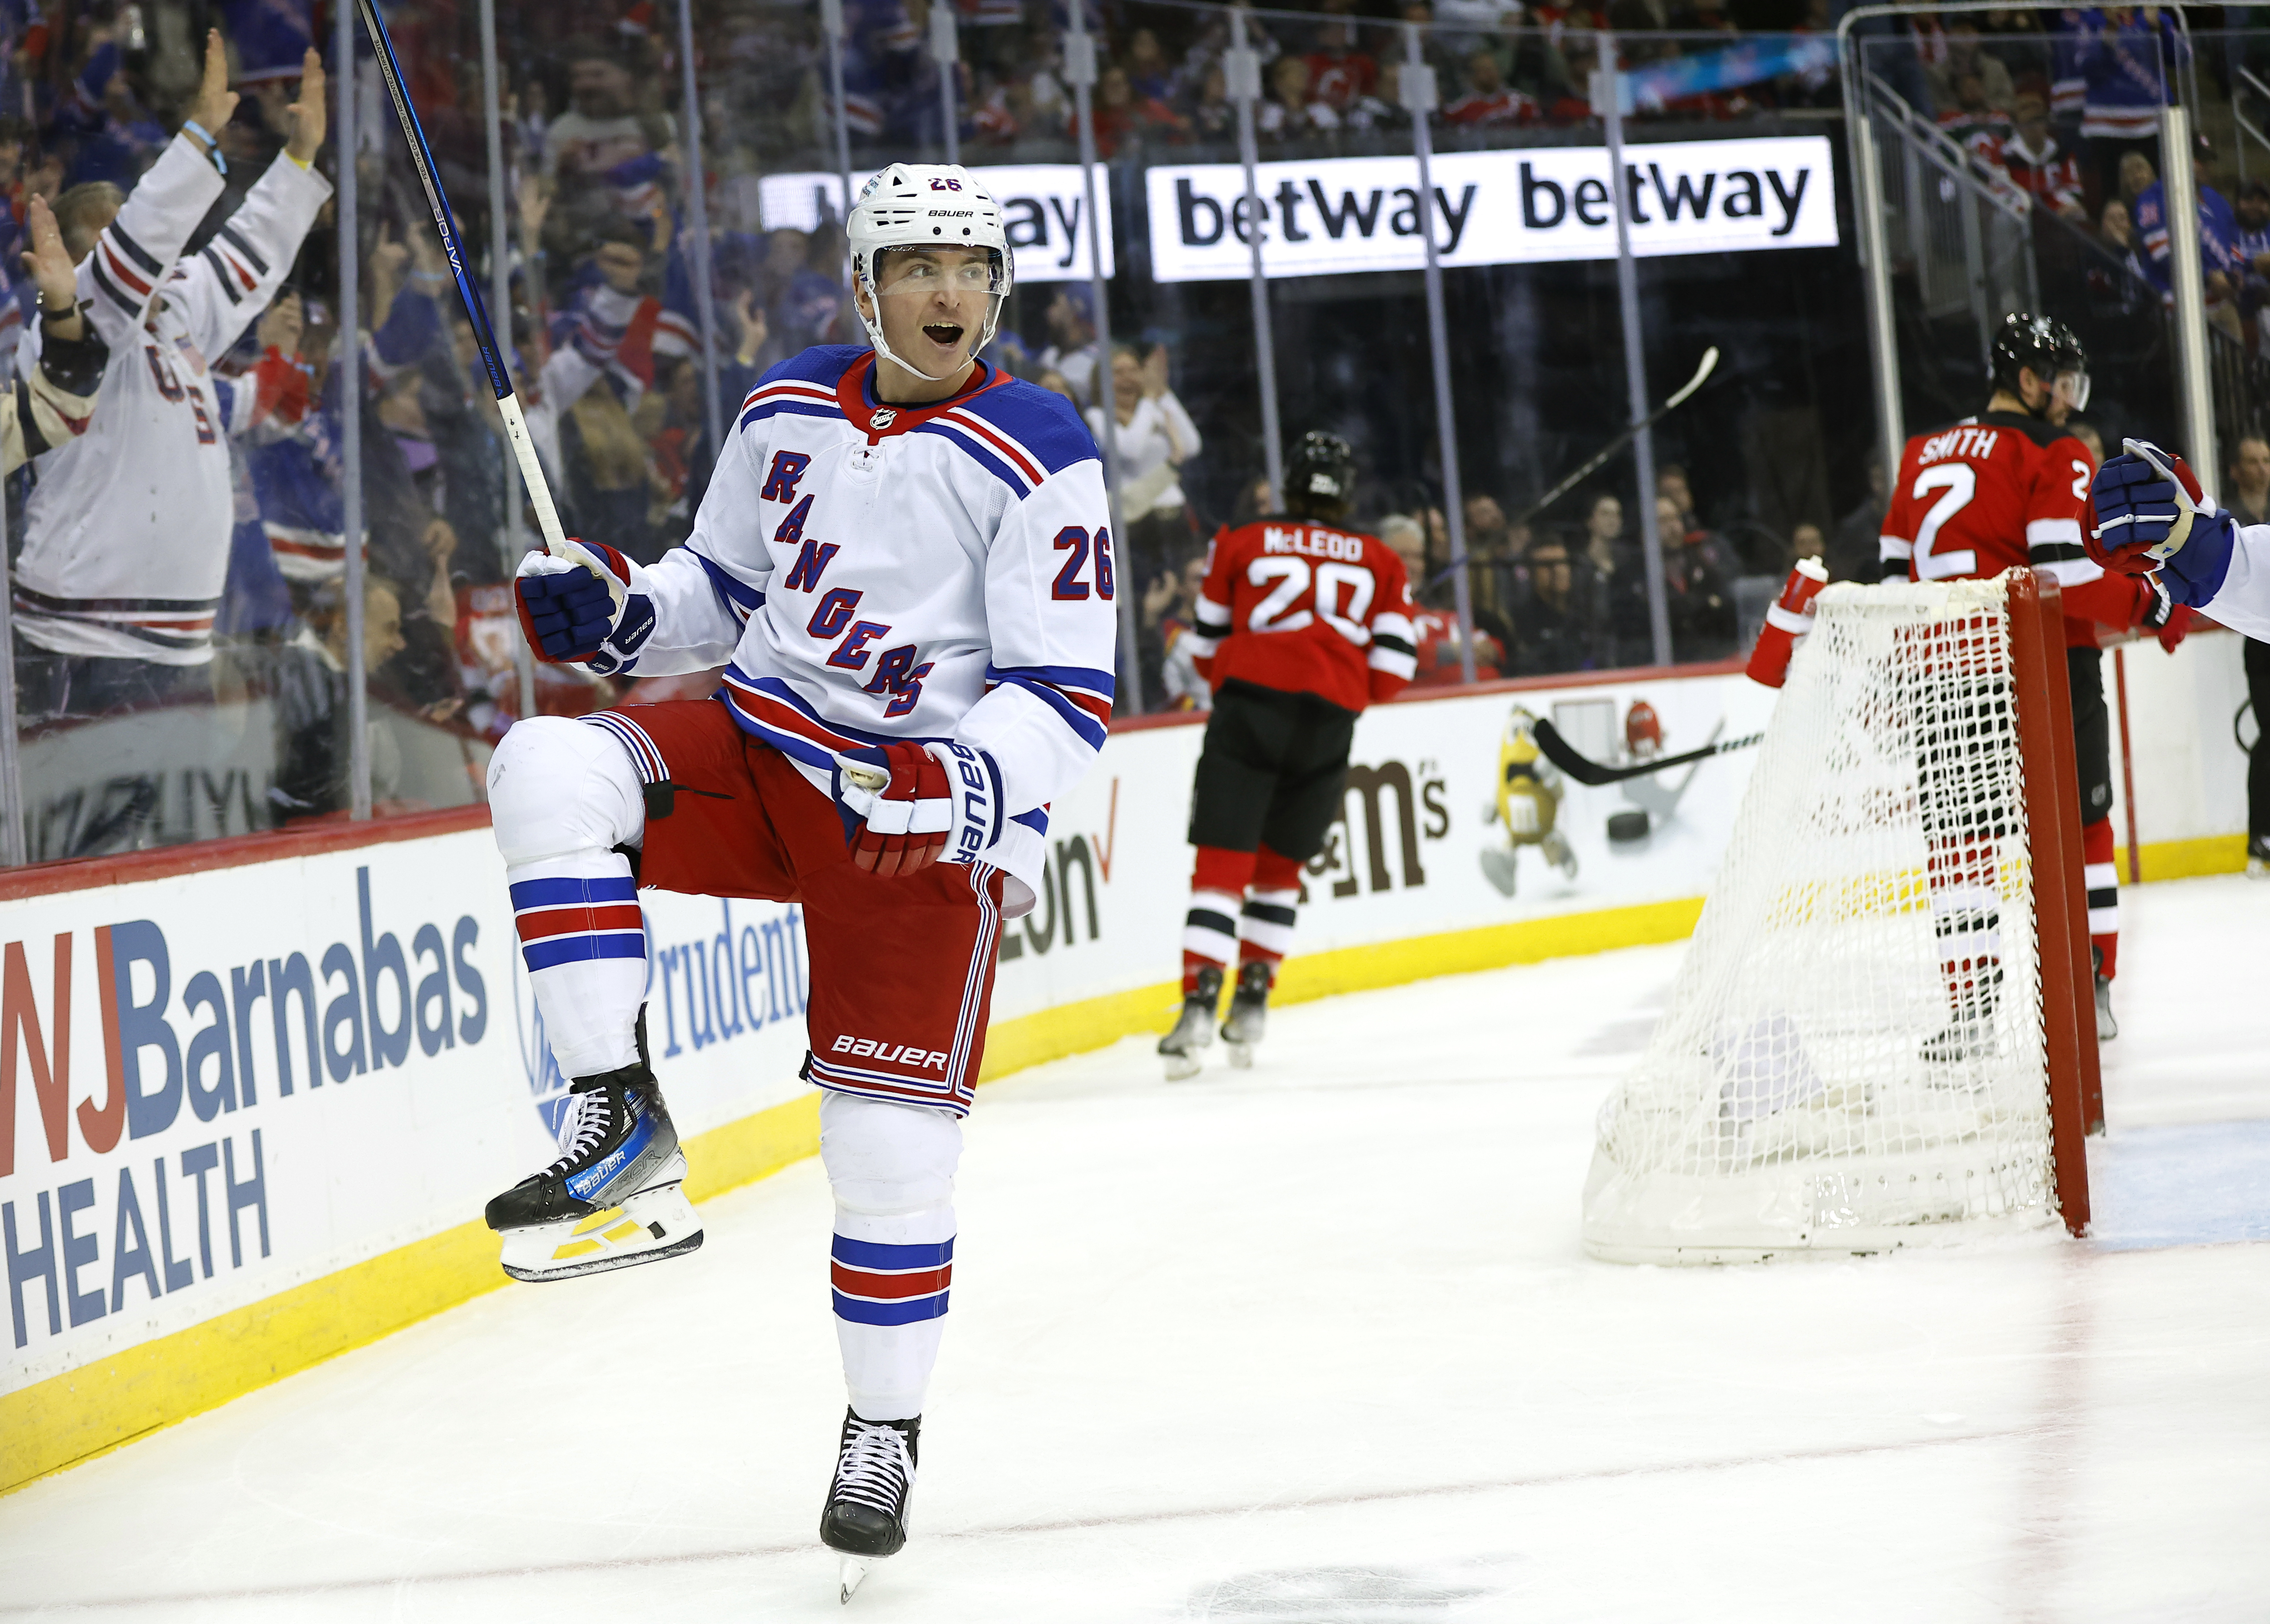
[1744,557,1829,688]
[2141,576,2197,653]
[836,741,1008,877]
[838,743,953,876]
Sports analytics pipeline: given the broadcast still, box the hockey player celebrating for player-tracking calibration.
[1873,313,2175,1048]
[486,165,1113,1599]
[1159,432,1417,1079]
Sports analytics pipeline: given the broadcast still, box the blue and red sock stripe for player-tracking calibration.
[510,875,646,972]
[830,1234,953,1326]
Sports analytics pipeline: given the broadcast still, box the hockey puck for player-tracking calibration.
[1606,810,1650,843]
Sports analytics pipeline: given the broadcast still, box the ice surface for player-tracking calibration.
[2,878,2265,1622]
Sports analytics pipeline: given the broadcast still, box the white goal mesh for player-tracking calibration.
[1583,576,2069,1263]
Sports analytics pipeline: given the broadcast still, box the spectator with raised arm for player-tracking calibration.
[1086,342,1203,594]
[15,34,329,729]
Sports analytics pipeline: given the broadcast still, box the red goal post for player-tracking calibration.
[2007,565,2099,1236]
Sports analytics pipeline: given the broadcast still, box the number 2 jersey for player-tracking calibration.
[14,133,329,663]
[1185,518,1418,713]
[589,344,1118,916]
[1878,409,2156,646]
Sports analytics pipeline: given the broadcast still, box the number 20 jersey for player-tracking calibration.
[1878,409,2149,645]
[1187,519,1418,713]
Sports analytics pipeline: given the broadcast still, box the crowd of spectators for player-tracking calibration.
[783,0,1857,159]
[13,0,2265,854]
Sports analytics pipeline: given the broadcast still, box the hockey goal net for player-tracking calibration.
[1582,569,2098,1263]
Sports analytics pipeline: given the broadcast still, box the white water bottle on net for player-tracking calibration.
[1583,571,2098,1264]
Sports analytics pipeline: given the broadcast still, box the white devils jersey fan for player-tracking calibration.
[15,123,330,663]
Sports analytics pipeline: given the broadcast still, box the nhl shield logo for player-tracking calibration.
[871,408,898,430]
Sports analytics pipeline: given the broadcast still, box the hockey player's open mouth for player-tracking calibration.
[921,322,965,349]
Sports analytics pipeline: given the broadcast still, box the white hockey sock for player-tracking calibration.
[1182,887,1242,970]
[507,851,647,1078]
[488,716,650,1081]
[821,1092,961,1422]
[1237,886,1300,970]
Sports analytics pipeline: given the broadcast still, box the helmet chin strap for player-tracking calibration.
[858,278,1004,386]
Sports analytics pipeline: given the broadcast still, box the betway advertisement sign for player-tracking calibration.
[1145,136,1837,282]
[758,164,1115,282]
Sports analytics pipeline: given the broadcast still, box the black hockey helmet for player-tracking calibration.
[1284,430,1356,519]
[1991,312,2091,415]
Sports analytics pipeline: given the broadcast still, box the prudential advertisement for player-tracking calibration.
[1145,136,1838,282]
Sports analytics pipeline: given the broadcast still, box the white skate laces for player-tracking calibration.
[834,1419,914,1515]
[549,1085,616,1171]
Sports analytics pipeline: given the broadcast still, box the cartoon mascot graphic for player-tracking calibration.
[1479,704,1577,896]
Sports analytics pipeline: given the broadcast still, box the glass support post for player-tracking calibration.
[339,0,369,819]
[1227,10,1282,507]
[820,0,854,221]
[1402,24,1477,684]
[478,0,535,722]
[1066,7,1141,713]
[1595,32,1672,670]
[931,0,960,168]
[678,0,724,462]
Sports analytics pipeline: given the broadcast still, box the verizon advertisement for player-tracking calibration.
[1144,136,1838,283]
[757,164,1116,282]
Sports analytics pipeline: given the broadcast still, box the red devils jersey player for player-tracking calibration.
[1159,431,1417,1079]
[1878,313,2182,1050]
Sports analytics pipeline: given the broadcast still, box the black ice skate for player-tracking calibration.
[2094,947,2117,1042]
[1220,961,1273,1069]
[1159,965,1223,1082]
[485,1024,702,1282]
[822,1410,919,1603]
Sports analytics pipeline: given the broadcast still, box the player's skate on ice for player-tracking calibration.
[1158,964,1222,1080]
[824,1411,919,1601]
[1218,961,1273,1068]
[1161,433,1416,1080]
[485,163,1113,1600]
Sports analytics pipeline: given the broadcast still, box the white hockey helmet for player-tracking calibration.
[848,163,1013,382]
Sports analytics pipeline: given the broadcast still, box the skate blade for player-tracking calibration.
[498,1183,704,1283]
[840,1555,872,1604]
[1224,1040,1254,1069]
[1162,1050,1203,1081]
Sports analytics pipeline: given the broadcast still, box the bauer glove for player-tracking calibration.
[2088,439,2236,609]
[515,544,656,674]
[835,740,1007,877]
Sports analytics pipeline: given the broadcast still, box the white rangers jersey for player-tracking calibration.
[601,344,1118,911]
[14,134,330,663]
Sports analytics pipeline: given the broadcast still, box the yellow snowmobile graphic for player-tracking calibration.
[1480,705,1577,897]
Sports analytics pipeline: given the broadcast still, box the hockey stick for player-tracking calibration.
[1530,716,1761,787]
[353,0,621,608]
[1425,346,1719,593]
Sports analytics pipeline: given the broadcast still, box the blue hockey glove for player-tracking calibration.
[515,545,656,673]
[2088,439,2235,608]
